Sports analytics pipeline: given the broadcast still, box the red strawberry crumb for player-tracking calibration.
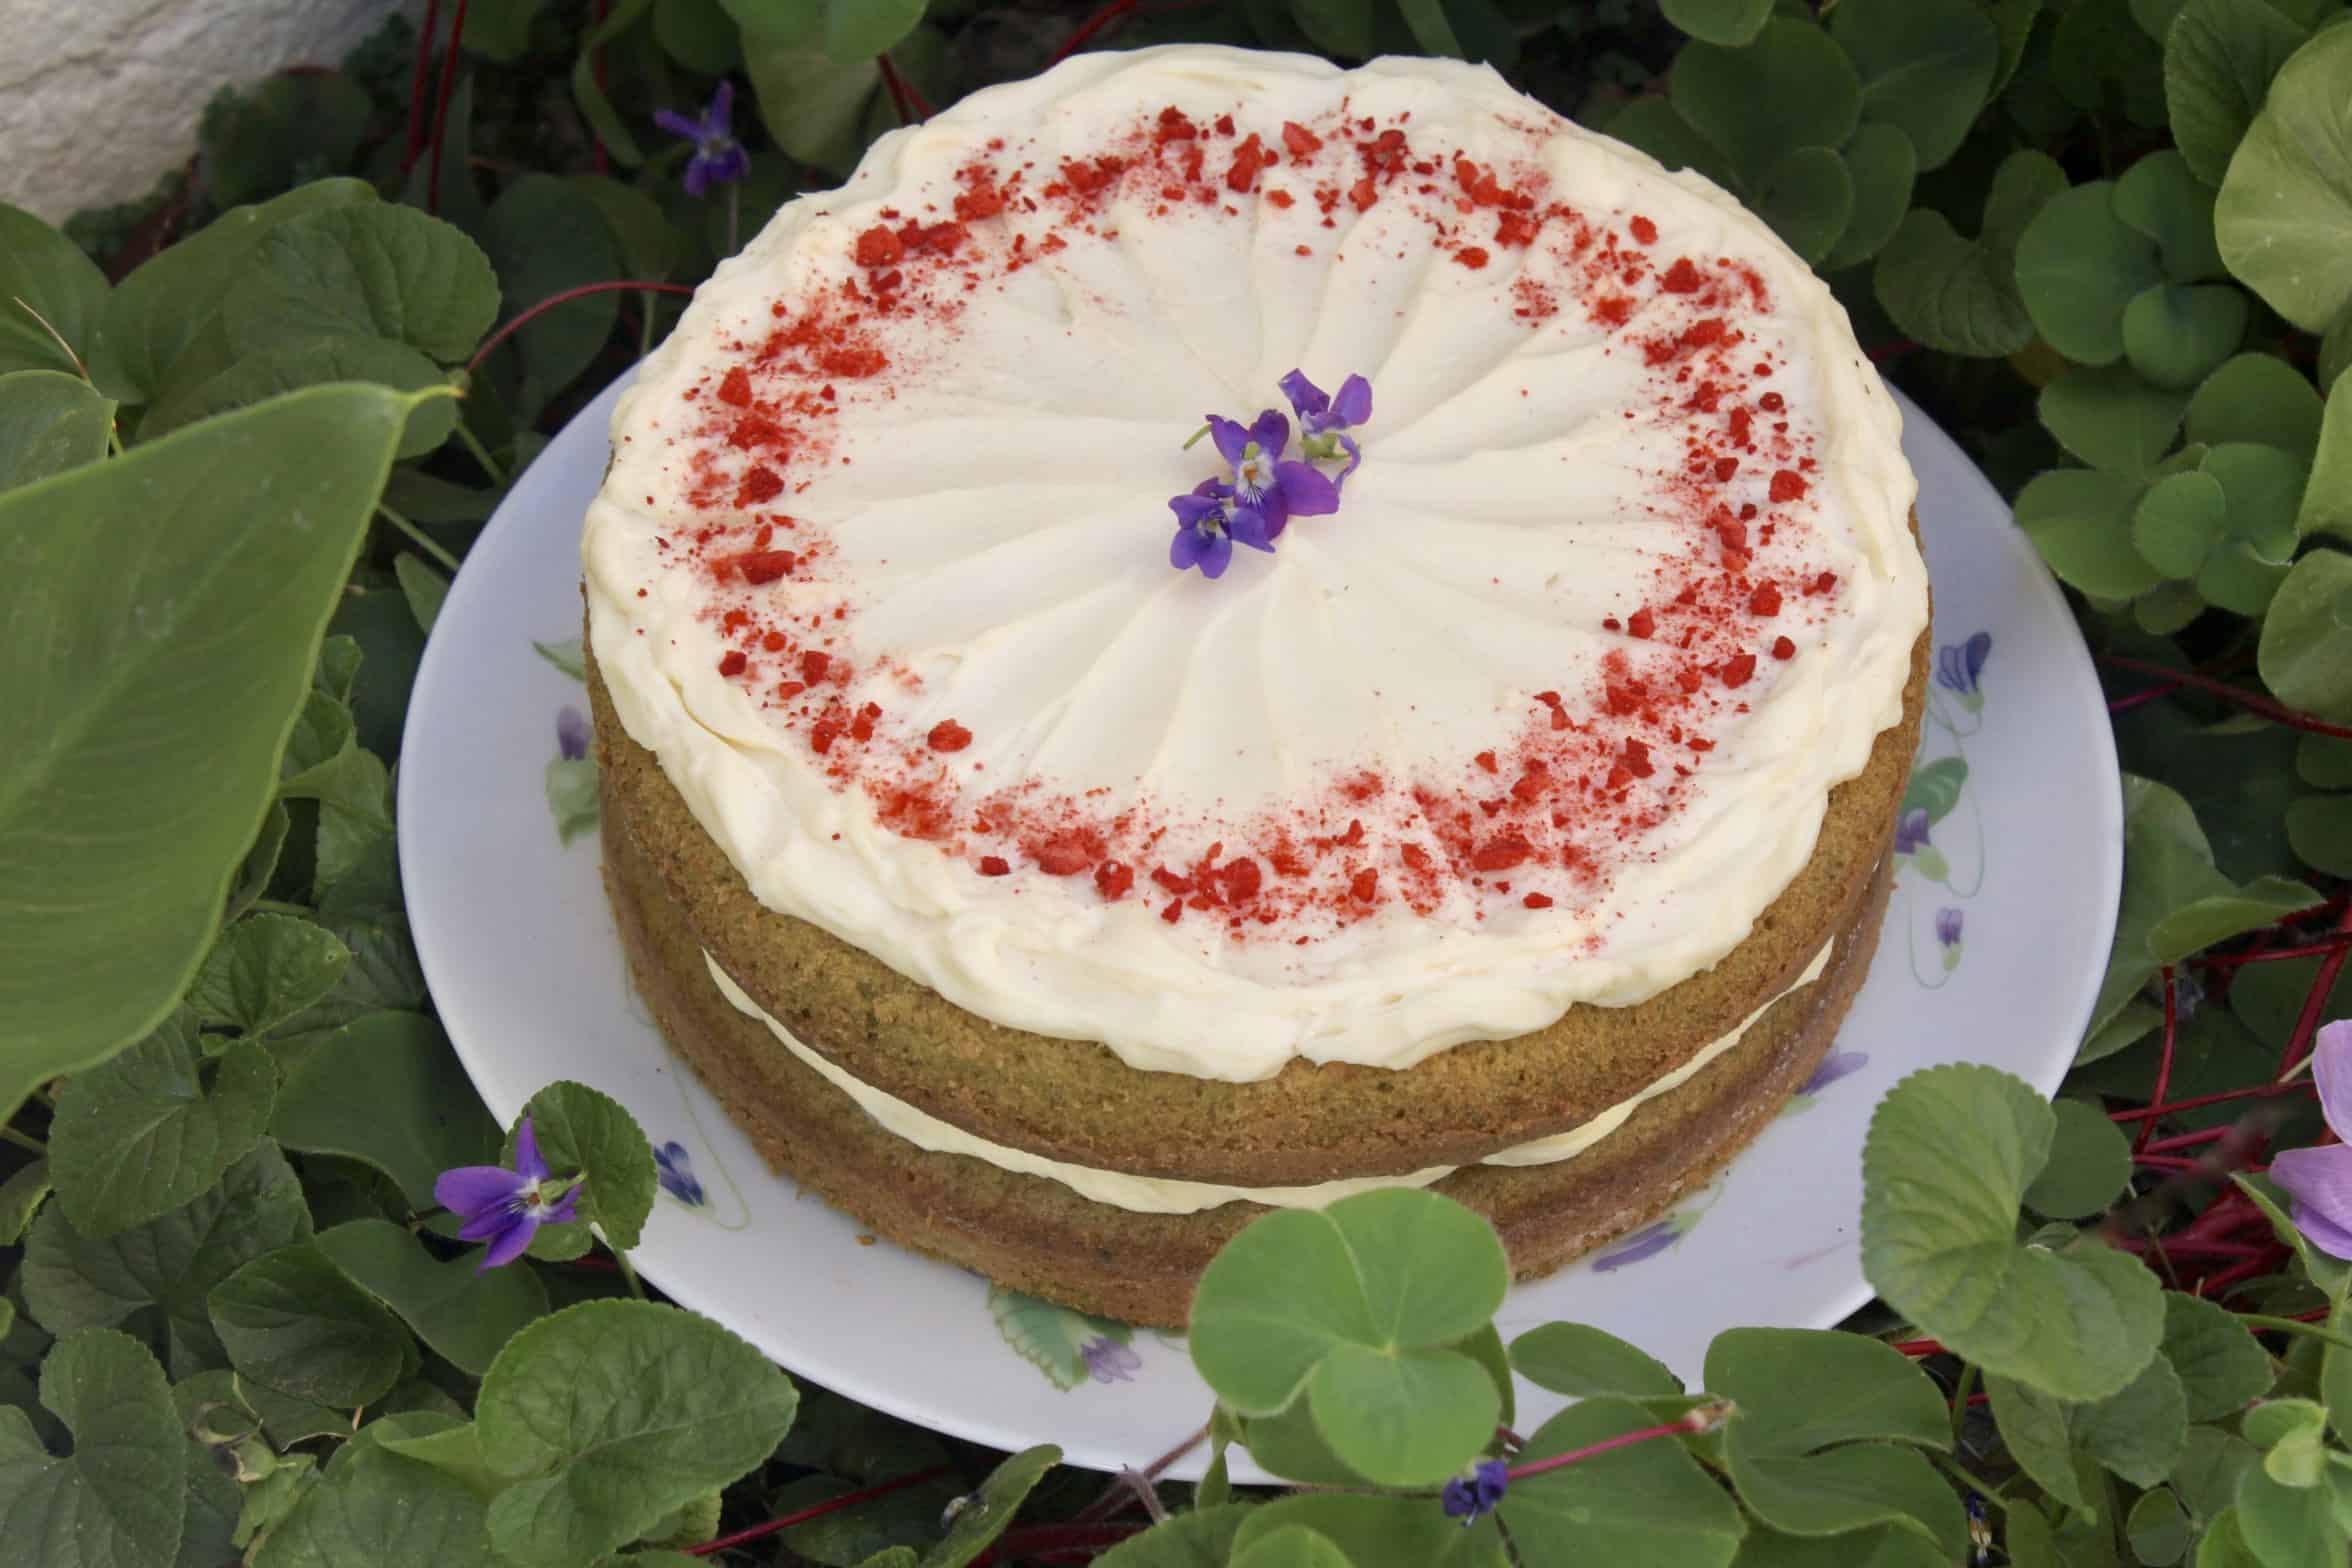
[1749,583,1782,617]
[1721,653,1757,689]
[717,651,747,677]
[1772,636,1797,660]
[1629,216,1658,244]
[1770,470,1807,502]
[1523,892,1554,909]
[1660,258,1703,293]
[1095,860,1134,899]
[978,855,1010,877]
[853,227,903,268]
[927,720,972,752]
[1626,607,1656,639]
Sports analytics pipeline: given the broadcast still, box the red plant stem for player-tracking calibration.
[2110,1081,2315,1124]
[2278,906,2352,1078]
[2203,934,2352,968]
[2097,653,2352,740]
[685,1465,951,1557]
[404,0,443,169]
[876,51,934,124]
[1046,0,1141,65]
[2120,1237,2271,1259]
[2135,1154,2271,1175]
[974,1522,1148,1566]
[2195,1250,2289,1300]
[427,0,472,216]
[2136,966,2180,1156]
[2106,680,2187,717]
[2141,1124,2234,1156]
[1504,1407,1724,1483]
[466,279,696,372]
[1893,1338,1946,1357]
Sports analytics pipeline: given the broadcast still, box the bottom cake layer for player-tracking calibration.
[602,781,1892,1327]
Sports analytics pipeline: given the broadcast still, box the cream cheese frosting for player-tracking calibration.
[584,46,1926,1083]
[704,941,1832,1215]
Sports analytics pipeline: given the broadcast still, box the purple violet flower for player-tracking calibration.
[557,705,590,763]
[1169,480,1246,579]
[1279,369,1374,484]
[1208,407,1339,543]
[1080,1336,1141,1384]
[656,81,752,198]
[654,1140,706,1207]
[432,1117,582,1271]
[1800,1051,1869,1096]
[2269,1020,2352,1258]
[1894,807,1931,856]
[1441,1458,1509,1526]
[1594,1218,1684,1272]
[1935,631,1992,702]
[1936,907,1964,948]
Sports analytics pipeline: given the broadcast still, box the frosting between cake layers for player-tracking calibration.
[584,46,1927,1082]
[703,941,1832,1214]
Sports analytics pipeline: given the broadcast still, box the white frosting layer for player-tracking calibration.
[585,47,1926,1082]
[705,941,1832,1214]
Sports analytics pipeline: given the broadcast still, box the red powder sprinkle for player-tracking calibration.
[1471,832,1531,871]
[736,468,785,506]
[1758,391,1785,413]
[1626,607,1656,640]
[716,367,752,407]
[1401,844,1435,872]
[1659,258,1703,293]
[1155,106,1197,141]
[1350,868,1378,902]
[1629,215,1658,245]
[1227,132,1276,192]
[1281,121,1323,157]
[1160,899,1183,924]
[1711,457,1738,482]
[927,720,972,752]
[1269,190,1296,209]
[1748,583,1782,617]
[1475,750,1498,773]
[800,651,832,682]
[717,650,748,677]
[1721,653,1757,689]
[1770,470,1807,502]
[1809,571,1839,596]
[732,549,797,585]
[1348,177,1378,211]
[1031,830,1102,876]
[1495,210,1541,248]
[1523,892,1554,909]
[1454,246,1491,270]
[1772,636,1797,661]
[1094,860,1134,900]
[978,855,1011,877]
[1621,738,1654,779]
[853,226,903,268]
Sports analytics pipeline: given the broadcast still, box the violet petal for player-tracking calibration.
[1276,460,1340,517]
[1279,368,1328,418]
[1247,408,1290,459]
[1197,531,1233,579]
[1228,508,1274,551]
[1170,492,1225,528]
[1207,414,1250,467]
[1332,374,1372,427]
[513,1116,549,1184]
[2272,1144,2352,1260]
[458,1203,524,1242]
[654,108,705,141]
[477,1215,540,1271]
[435,1165,527,1218]
[2310,1020,2352,1142]
[1170,528,1209,571]
[709,78,735,132]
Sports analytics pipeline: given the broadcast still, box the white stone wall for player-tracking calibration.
[1,0,416,223]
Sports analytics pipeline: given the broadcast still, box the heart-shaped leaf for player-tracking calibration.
[1671,18,1862,188]
[315,1219,547,1377]
[1755,146,1854,265]
[2300,369,2352,543]
[0,369,113,491]
[2188,352,2325,458]
[2163,0,2310,185]
[252,1418,493,1568]
[2016,467,2163,598]
[1661,0,1774,47]
[1510,1321,1684,1399]
[2214,24,2352,332]
[0,204,110,381]
[2162,1293,2278,1423]
[1824,123,1919,271]
[2016,181,2168,365]
[2124,283,2250,389]
[1500,1395,1747,1567]
[2258,549,2352,722]
[2116,149,2227,280]
[140,332,458,459]
[2022,1098,2134,1218]
[208,1240,408,1407]
[2042,365,2192,477]
[1829,0,2002,171]
[222,205,499,364]
[1091,1503,1257,1566]
[2134,469,2230,576]
[191,914,352,1036]
[0,1329,185,1568]
[1232,1494,1507,1568]
[502,1080,657,1252]
[271,1011,497,1210]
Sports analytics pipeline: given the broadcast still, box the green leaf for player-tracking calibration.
[461,0,545,60]
[570,0,655,168]
[545,755,599,846]
[2198,1507,2262,1567]
[2016,181,2168,365]
[2164,1292,2277,1420]
[653,0,740,72]
[394,553,449,637]
[2041,364,2191,477]
[0,204,110,381]
[2165,0,2313,186]
[1873,211,2033,357]
[2016,467,2165,598]
[2116,150,2227,281]
[2321,1300,2352,1445]
[1661,0,1773,46]
[22,1139,310,1373]
[200,72,372,210]
[225,803,292,927]
[2298,733,2352,788]
[784,0,926,62]
[2148,875,2322,960]
[923,1443,1060,1568]
[252,1421,494,1568]
[2176,1427,2259,1528]
[1232,1526,1351,1568]
[1093,1504,1256,1567]
[565,176,682,285]
[2134,470,2231,576]
[1605,98,1743,193]
[1235,1396,1365,1487]
[1829,0,2002,170]
[1723,1436,1963,1552]
[739,33,880,177]
[2235,1174,2352,1300]
[2022,1099,2133,1218]
[1499,1394,1746,1568]
[1232,1494,1508,1568]
[2075,1352,2191,1487]
[2123,284,2249,389]
[1988,1374,2091,1510]
[140,332,458,460]
[208,1240,407,1407]
[2235,1457,2349,1563]
[2258,550,2352,722]
[2188,352,2326,458]
[1510,1321,1684,1399]
[1671,19,1862,188]
[1307,1340,1496,1487]
[1394,0,1465,56]
[1755,146,1854,265]
[0,1157,50,1246]
[48,1008,276,1238]
[0,382,419,1123]
[2214,25,2352,333]
[1824,123,1919,271]
[224,206,499,365]
[0,370,113,491]
[1862,1064,2166,1401]
[1986,149,2075,261]
[2287,794,2352,876]
[983,1287,1130,1393]
[103,181,378,402]
[1705,1327,1951,1453]
[0,1329,186,1568]
[504,1080,657,1253]
[2129,1487,2193,1565]
[271,1013,493,1212]
[1730,1521,1950,1567]
[192,913,352,1036]
[315,1219,548,1378]
[481,175,623,411]
[477,1299,800,1568]
[2300,368,2352,543]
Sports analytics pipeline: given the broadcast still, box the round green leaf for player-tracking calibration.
[2204,439,2305,557]
[1987,1374,2091,1510]
[1307,1341,1496,1487]
[2116,149,2227,280]
[1235,1494,1507,1568]
[2074,1352,2191,1486]
[251,1424,492,1568]
[2324,300,2352,391]
[0,369,113,492]
[2260,549,2352,721]
[1825,123,1919,271]
[48,1007,276,1239]
[2055,0,2172,127]
[2164,0,2311,186]
[191,913,352,1036]
[1985,148,2075,262]
[1510,1321,1684,1399]
[2235,1455,2348,1561]
[476,1300,800,1568]
[1873,209,2034,356]
[1829,0,2002,171]
[2175,1424,2260,1521]
[2287,793,2352,876]
[2123,283,2250,389]
[653,0,739,73]
[1662,0,1775,46]
[1862,1064,2166,1401]
[1671,18,1862,187]
[2022,1098,2134,1218]
[2129,1487,2193,1565]
[739,34,881,178]
[1705,1326,1952,1453]
[315,1219,549,1378]
[140,332,459,460]
[1093,1506,1267,1568]
[2187,351,2326,457]
[2017,467,2165,598]
[2215,25,2352,332]
[2133,469,2231,576]
[0,1329,186,1568]
[0,203,110,382]
[207,1239,407,1407]
[1605,97,1742,193]
[2041,364,2191,477]
[2163,1291,2278,1420]
[2299,733,2352,788]
[2016,181,2168,365]
[0,383,418,1124]
[2298,367,2352,543]
[1232,1526,1351,1568]
[480,175,623,411]
[1498,1395,1745,1567]
[223,206,500,365]
[1756,146,1855,264]
[504,1080,657,1252]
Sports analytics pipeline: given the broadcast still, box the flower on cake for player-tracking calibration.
[2269,1019,2352,1259]
[434,1116,582,1270]
[655,81,752,198]
[1279,369,1373,484]
[1167,373,1367,578]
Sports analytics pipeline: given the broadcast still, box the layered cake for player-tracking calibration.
[584,46,1930,1325]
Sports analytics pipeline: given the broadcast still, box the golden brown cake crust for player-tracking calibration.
[603,797,1891,1327]
[587,600,1926,1187]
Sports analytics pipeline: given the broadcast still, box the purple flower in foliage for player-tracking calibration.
[1441,1459,1508,1526]
[433,1117,581,1271]
[1081,1336,1140,1384]
[656,81,752,197]
[2270,1020,2352,1259]
[557,705,590,762]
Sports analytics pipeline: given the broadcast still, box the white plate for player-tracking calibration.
[401,373,2120,1479]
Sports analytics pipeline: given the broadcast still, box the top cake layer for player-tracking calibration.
[583,46,1928,1083]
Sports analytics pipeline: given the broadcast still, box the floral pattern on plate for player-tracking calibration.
[989,1286,1143,1390]
[1896,630,1991,988]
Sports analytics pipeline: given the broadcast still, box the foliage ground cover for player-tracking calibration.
[7,0,2352,1564]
